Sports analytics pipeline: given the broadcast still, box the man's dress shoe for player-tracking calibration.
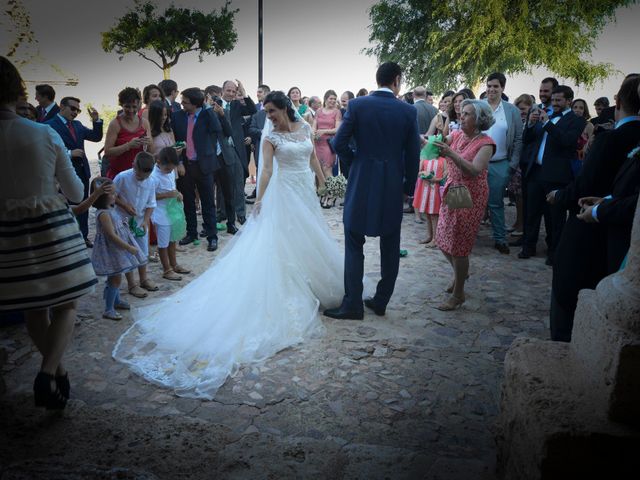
[364,297,385,316]
[179,235,196,246]
[323,306,364,320]
[207,238,218,251]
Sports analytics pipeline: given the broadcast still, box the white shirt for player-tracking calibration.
[536,108,571,164]
[113,168,157,224]
[484,101,508,160]
[150,165,176,226]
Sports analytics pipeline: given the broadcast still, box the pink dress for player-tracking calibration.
[413,157,445,214]
[314,108,341,169]
[436,131,495,257]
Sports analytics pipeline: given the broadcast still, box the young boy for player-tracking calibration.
[113,151,157,298]
[151,147,191,280]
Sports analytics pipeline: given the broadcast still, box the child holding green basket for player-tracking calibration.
[413,134,447,248]
[151,147,190,281]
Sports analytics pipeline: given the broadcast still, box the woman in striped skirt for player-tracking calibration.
[0,57,97,409]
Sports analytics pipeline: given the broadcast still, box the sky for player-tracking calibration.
[6,0,640,128]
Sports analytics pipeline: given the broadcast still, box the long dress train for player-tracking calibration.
[113,122,344,399]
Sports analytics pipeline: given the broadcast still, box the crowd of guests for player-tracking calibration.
[401,72,640,333]
[1,49,639,409]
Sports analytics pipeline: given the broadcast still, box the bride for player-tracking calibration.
[113,91,344,399]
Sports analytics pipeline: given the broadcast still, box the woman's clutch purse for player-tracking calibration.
[444,184,473,209]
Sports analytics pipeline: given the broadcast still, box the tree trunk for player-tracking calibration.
[163,64,170,80]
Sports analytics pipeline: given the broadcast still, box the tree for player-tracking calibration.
[366,0,635,93]
[1,0,37,64]
[101,0,239,79]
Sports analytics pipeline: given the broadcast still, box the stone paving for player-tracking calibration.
[0,195,553,479]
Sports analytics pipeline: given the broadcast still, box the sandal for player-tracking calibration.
[172,265,191,274]
[436,295,465,311]
[163,270,182,281]
[418,238,432,244]
[34,372,67,410]
[128,285,148,298]
[103,310,123,321]
[148,252,160,263]
[140,279,159,291]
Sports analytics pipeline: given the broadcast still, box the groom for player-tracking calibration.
[324,62,420,320]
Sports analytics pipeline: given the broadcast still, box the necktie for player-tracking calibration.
[186,113,196,160]
[38,107,45,122]
[224,102,231,116]
[67,120,77,142]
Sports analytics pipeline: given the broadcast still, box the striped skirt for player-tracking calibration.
[0,195,97,312]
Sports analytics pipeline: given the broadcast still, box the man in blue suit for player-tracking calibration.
[45,96,103,246]
[172,87,225,252]
[324,62,420,320]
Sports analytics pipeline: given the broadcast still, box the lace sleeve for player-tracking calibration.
[264,132,280,149]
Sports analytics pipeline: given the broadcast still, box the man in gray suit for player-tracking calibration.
[413,86,438,135]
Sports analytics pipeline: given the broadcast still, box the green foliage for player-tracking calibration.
[101,0,238,77]
[1,0,37,64]
[366,0,636,93]
[86,103,118,126]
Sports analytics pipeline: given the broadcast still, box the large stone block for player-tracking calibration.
[497,338,640,479]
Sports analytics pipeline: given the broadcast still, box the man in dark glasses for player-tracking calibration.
[45,96,103,247]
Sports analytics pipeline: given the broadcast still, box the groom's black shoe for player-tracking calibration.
[207,238,218,252]
[364,297,386,316]
[227,224,238,235]
[323,306,364,320]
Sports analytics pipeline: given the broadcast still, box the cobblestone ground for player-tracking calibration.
[0,190,552,479]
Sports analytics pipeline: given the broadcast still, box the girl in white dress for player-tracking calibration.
[113,91,344,399]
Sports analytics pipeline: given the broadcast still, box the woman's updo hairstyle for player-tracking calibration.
[264,91,297,122]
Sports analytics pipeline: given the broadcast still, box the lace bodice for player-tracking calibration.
[265,122,313,172]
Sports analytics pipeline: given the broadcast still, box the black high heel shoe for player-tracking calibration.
[34,372,67,410]
[56,372,70,399]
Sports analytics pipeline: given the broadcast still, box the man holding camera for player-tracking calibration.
[519,85,586,265]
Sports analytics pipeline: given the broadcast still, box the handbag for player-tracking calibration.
[444,184,473,209]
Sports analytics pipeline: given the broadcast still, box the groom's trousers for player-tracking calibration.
[343,227,401,311]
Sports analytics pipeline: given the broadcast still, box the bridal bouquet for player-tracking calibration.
[324,174,347,198]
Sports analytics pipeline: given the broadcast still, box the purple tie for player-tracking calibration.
[186,113,196,160]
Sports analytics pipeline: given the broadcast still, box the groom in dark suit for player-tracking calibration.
[324,62,420,320]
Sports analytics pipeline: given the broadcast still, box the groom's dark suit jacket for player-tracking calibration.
[332,90,420,236]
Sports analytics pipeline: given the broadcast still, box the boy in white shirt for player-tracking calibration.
[113,151,157,298]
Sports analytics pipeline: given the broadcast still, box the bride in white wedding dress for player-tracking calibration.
[113,91,344,399]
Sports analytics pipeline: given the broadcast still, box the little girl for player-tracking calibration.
[413,141,447,248]
[151,147,190,280]
[90,177,148,320]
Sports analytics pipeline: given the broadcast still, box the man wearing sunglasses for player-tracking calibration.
[46,96,103,247]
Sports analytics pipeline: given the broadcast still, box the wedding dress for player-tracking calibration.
[113,121,344,399]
